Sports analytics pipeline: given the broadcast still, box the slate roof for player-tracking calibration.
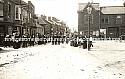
[35,17,46,28]
[46,17,61,25]
[101,6,125,14]
[37,17,46,25]
[42,17,52,25]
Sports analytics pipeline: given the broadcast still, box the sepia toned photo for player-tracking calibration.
[0,0,125,79]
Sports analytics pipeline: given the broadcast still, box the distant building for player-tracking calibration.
[26,1,36,36]
[35,17,46,36]
[78,2,125,38]
[78,3,100,37]
[41,15,68,36]
[100,6,125,38]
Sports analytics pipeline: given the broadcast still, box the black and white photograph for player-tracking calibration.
[0,0,125,79]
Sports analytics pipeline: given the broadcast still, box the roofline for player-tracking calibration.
[100,6,125,8]
[78,3,125,8]
[78,3,99,5]
[101,13,125,15]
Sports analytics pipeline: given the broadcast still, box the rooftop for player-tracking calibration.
[101,6,125,14]
[78,3,99,11]
[37,17,46,25]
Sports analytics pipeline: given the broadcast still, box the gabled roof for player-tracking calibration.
[78,3,99,11]
[101,6,125,14]
[37,17,46,25]
[42,17,52,25]
[46,17,61,25]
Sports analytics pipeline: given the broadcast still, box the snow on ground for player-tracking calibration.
[91,41,125,69]
[89,40,125,78]
[0,41,125,79]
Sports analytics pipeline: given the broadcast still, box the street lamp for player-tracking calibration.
[87,2,92,51]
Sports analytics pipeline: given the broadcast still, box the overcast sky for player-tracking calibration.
[24,0,124,30]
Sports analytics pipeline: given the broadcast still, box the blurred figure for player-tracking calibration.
[22,34,27,48]
[90,36,93,47]
[13,33,20,49]
[4,35,11,47]
[83,36,87,49]
[66,36,69,44]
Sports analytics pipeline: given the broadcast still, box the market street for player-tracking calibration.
[0,41,125,79]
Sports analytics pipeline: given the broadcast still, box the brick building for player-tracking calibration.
[26,1,36,36]
[78,3,100,37]
[14,0,36,36]
[36,16,46,36]
[0,0,69,45]
[78,2,125,38]
[0,0,36,44]
[0,0,15,44]
[100,6,125,38]
[41,15,68,36]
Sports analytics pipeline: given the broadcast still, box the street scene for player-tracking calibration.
[0,0,125,79]
[1,40,125,79]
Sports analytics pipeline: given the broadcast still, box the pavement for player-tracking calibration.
[0,41,125,79]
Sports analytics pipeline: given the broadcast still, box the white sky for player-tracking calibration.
[24,0,124,30]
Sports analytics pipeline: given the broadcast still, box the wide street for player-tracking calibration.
[0,40,125,79]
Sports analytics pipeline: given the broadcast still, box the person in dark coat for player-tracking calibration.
[83,36,87,49]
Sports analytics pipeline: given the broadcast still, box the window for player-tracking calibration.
[29,13,31,18]
[15,5,21,20]
[8,2,11,16]
[27,13,29,22]
[84,14,93,24]
[101,17,109,24]
[20,14,22,20]
[0,2,3,16]
[102,18,105,23]
[16,7,19,19]
[91,14,93,24]
[105,18,109,23]
[116,15,122,24]
[84,15,88,24]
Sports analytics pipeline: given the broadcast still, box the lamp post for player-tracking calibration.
[87,2,92,51]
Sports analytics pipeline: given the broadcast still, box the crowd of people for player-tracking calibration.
[70,35,93,49]
[3,33,93,49]
[3,33,70,49]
